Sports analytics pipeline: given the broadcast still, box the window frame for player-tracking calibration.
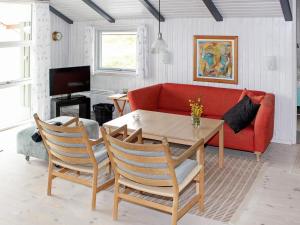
[0,2,32,88]
[0,45,31,88]
[0,2,32,129]
[94,29,137,75]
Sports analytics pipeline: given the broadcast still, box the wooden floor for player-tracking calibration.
[0,127,300,225]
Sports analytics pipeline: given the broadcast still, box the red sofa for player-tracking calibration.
[128,83,275,154]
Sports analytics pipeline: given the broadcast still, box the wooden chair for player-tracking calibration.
[34,114,116,210]
[101,127,205,225]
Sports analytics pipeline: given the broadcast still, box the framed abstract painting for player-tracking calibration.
[193,35,238,84]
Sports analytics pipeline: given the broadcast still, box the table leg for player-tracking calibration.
[113,99,127,117]
[219,124,224,168]
[197,143,205,211]
[120,100,126,116]
[113,99,122,117]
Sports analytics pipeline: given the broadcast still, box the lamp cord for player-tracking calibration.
[158,0,161,34]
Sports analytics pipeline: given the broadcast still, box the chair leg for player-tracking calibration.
[171,195,179,225]
[255,152,261,162]
[197,144,205,211]
[47,161,54,196]
[198,170,205,211]
[91,170,98,210]
[113,176,120,220]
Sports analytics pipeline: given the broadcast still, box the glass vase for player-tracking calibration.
[191,115,201,128]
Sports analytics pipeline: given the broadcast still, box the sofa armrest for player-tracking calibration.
[128,84,162,111]
[254,93,275,153]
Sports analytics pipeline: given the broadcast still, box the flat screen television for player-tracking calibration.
[49,66,91,97]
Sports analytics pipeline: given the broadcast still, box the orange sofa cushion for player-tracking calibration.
[158,83,265,117]
[238,89,265,104]
[204,115,255,151]
[127,84,162,111]
[155,111,255,151]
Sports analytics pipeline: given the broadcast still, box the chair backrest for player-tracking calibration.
[34,114,96,165]
[103,131,178,187]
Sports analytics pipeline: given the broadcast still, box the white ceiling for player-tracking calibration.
[50,0,285,22]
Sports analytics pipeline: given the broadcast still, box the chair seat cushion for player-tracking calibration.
[93,144,108,163]
[175,159,198,184]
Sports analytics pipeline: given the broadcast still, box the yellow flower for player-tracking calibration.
[189,97,204,117]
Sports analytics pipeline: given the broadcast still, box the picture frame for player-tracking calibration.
[193,35,238,84]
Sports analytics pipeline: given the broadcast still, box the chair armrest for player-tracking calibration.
[89,138,104,146]
[254,94,275,152]
[63,117,79,127]
[109,125,128,139]
[173,138,204,167]
[124,128,143,143]
[128,84,162,111]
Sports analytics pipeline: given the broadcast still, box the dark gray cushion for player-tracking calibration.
[223,95,260,133]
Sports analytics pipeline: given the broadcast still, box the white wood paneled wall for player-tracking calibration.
[297,2,300,69]
[51,16,297,144]
[50,14,70,68]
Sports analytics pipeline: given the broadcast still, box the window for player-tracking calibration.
[0,46,30,82]
[0,3,32,129]
[95,31,137,73]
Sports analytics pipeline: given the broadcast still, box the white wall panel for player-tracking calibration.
[50,13,70,68]
[64,16,296,144]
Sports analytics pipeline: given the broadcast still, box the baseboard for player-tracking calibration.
[271,139,294,145]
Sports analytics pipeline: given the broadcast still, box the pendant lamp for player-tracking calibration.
[151,0,167,53]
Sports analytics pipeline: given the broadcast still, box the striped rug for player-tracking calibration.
[107,144,264,223]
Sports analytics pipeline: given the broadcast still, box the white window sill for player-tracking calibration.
[93,70,137,77]
[0,78,32,89]
[0,119,32,132]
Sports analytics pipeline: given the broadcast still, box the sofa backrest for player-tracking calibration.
[158,83,266,117]
[128,84,162,111]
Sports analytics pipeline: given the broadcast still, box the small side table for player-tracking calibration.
[108,94,129,117]
[51,95,91,119]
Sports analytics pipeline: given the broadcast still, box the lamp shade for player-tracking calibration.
[151,33,168,54]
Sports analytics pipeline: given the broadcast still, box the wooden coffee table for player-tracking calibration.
[103,109,224,168]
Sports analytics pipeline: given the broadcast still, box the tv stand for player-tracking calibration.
[67,93,72,99]
[51,95,91,119]
[56,94,83,101]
